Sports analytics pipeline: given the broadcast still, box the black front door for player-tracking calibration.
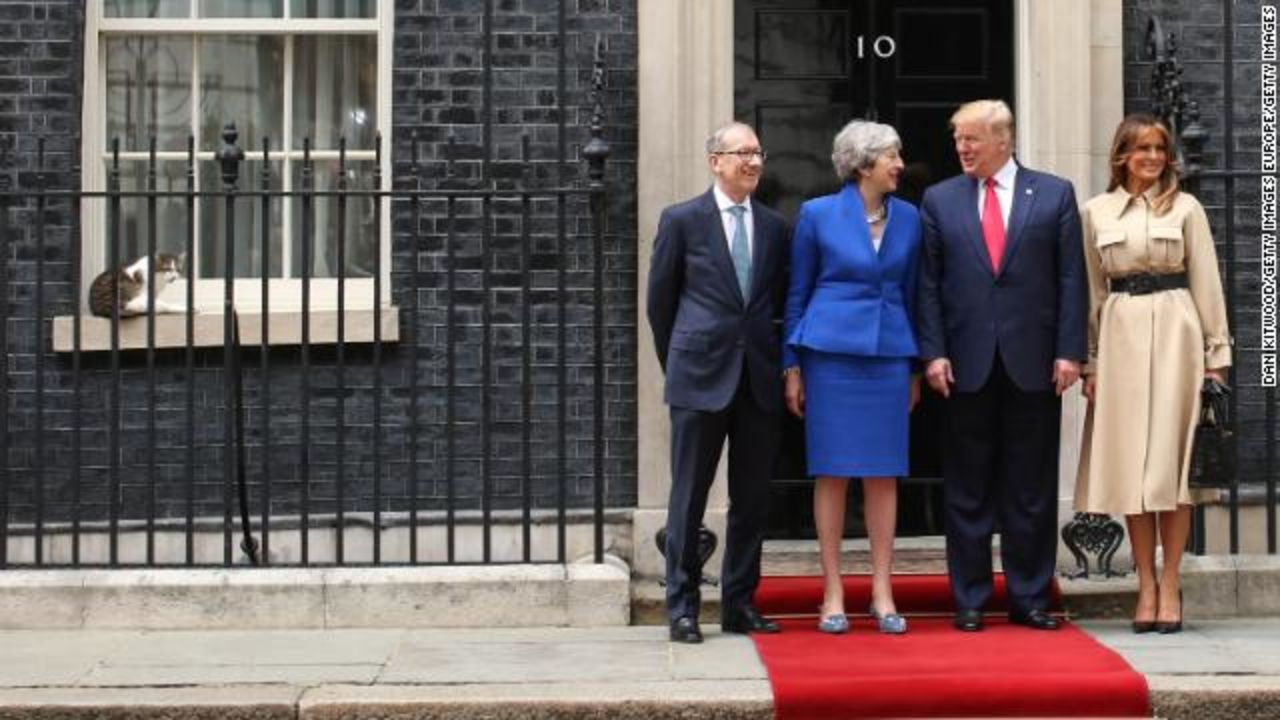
[734,0,1015,538]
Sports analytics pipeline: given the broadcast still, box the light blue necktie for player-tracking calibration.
[728,205,751,299]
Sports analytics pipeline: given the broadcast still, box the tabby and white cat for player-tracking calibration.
[88,253,189,318]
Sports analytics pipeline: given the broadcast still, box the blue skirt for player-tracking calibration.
[799,349,910,478]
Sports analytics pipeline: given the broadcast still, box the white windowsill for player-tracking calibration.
[51,307,400,353]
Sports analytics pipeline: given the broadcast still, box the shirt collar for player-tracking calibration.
[982,156,1018,189]
[1106,182,1163,218]
[713,184,752,214]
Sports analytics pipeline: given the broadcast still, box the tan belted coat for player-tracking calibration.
[1074,186,1232,515]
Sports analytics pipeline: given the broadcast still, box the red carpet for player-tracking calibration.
[752,575,1149,719]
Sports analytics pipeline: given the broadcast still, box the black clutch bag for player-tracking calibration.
[1188,378,1236,489]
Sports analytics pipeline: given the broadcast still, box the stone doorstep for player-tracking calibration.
[0,562,631,630]
[633,541,1280,625]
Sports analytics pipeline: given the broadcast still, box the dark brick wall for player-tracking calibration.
[1,0,639,531]
[1124,0,1272,486]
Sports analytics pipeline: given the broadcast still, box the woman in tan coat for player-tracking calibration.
[1075,114,1231,635]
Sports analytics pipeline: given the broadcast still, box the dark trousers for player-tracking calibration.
[665,367,779,621]
[944,356,1060,614]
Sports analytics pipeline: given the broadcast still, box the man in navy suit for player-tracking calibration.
[647,122,790,643]
[916,100,1087,632]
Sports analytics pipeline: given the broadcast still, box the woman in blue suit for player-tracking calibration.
[783,120,922,634]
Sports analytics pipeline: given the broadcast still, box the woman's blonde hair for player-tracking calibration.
[1107,114,1180,215]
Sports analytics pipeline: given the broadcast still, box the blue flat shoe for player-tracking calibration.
[869,605,907,634]
[817,613,849,634]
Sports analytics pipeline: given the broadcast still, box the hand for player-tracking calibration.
[1206,368,1227,385]
[1052,359,1081,396]
[785,371,805,418]
[925,358,954,399]
[909,374,921,412]
[1083,374,1096,403]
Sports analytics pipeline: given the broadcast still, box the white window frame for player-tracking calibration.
[80,1,394,314]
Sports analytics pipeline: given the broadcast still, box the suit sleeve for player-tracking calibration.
[915,191,947,362]
[1054,182,1088,362]
[646,208,683,373]
[782,205,818,369]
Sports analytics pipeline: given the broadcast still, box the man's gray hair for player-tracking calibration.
[831,120,901,182]
[706,122,755,154]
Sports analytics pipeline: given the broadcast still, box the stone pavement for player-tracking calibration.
[0,620,1277,719]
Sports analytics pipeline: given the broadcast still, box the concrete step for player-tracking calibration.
[0,562,632,630]
[0,685,774,720]
[1,679,1279,720]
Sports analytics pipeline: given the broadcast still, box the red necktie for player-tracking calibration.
[981,177,1006,272]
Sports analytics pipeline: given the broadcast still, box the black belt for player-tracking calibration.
[1109,272,1188,295]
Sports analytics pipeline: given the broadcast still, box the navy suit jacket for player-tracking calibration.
[647,189,790,413]
[783,185,921,368]
[916,166,1088,393]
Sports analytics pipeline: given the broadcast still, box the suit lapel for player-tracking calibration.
[997,169,1039,277]
[700,191,746,306]
[841,184,885,272]
[961,178,995,276]
[748,203,771,305]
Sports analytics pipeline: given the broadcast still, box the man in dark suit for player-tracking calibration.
[916,100,1087,632]
[647,122,789,644]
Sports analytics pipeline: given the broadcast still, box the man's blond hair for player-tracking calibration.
[950,99,1015,143]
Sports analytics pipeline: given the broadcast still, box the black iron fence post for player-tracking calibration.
[582,36,611,564]
[215,123,258,566]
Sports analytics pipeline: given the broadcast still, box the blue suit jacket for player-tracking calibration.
[647,189,790,412]
[783,184,921,368]
[915,166,1088,393]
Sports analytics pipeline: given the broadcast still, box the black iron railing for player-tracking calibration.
[0,44,614,570]
[1145,13,1277,557]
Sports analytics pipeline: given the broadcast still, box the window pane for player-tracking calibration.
[199,36,285,153]
[198,161,284,278]
[290,0,374,18]
[103,160,192,266]
[104,0,190,18]
[198,0,283,17]
[291,160,378,279]
[105,37,193,152]
[292,36,377,150]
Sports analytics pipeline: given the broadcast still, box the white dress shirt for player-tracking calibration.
[977,156,1017,228]
[713,184,753,257]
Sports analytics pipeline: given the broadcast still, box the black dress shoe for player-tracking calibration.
[953,608,984,632]
[721,605,780,634]
[669,616,703,644]
[1009,608,1061,630]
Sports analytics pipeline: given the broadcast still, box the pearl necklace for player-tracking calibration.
[865,204,887,224]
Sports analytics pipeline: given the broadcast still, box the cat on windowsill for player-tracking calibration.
[88,253,192,318]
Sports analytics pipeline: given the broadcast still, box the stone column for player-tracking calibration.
[634,0,736,579]
[1014,0,1124,566]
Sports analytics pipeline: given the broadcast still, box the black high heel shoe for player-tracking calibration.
[1131,584,1157,634]
[1155,590,1183,634]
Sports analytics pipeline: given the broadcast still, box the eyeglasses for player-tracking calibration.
[713,149,767,162]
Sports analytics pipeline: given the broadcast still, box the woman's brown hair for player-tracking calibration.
[1107,113,1180,215]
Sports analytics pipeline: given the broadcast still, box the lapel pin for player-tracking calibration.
[1025,188,1033,195]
